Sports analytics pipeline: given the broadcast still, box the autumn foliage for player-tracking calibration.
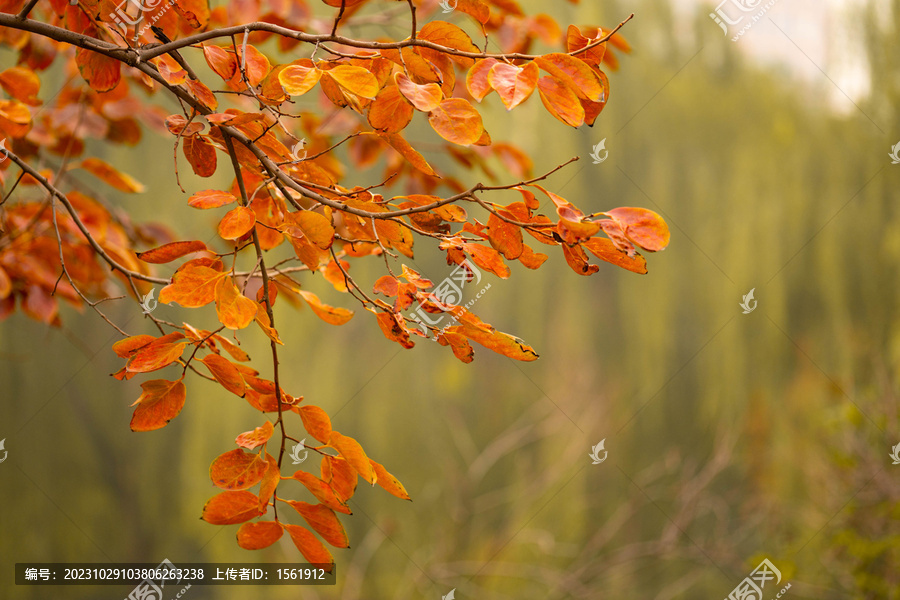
[0,0,669,567]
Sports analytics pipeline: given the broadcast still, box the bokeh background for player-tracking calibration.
[2,0,899,598]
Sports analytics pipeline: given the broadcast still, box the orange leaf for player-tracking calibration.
[328,431,376,485]
[183,134,217,178]
[287,502,349,548]
[0,66,41,106]
[376,132,439,177]
[213,333,251,362]
[298,290,353,326]
[428,98,485,146]
[395,72,442,112]
[487,213,524,259]
[537,76,585,127]
[321,456,358,503]
[258,453,280,513]
[188,189,237,209]
[160,264,225,307]
[466,58,499,102]
[602,207,670,252]
[201,490,260,525]
[418,21,479,67]
[129,379,186,432]
[298,405,332,444]
[566,25,607,67]
[233,45,271,88]
[137,241,208,264]
[186,79,218,111]
[235,421,274,450]
[78,158,144,193]
[278,64,322,96]
[203,45,237,81]
[292,471,352,514]
[281,524,334,570]
[76,47,120,92]
[488,62,538,110]
[534,53,605,101]
[254,303,284,345]
[453,0,490,24]
[367,84,413,133]
[369,459,411,500]
[126,333,187,373]
[166,114,203,136]
[112,335,155,358]
[201,353,247,396]
[210,449,269,490]
[458,322,539,361]
[218,206,257,240]
[375,311,415,349]
[518,244,549,269]
[463,242,511,278]
[323,65,379,99]
[236,521,283,550]
[283,211,334,250]
[562,243,600,276]
[174,0,210,28]
[583,237,648,274]
[215,277,257,330]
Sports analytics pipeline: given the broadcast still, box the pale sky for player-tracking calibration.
[676,0,872,110]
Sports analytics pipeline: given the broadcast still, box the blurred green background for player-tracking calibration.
[2,0,899,598]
